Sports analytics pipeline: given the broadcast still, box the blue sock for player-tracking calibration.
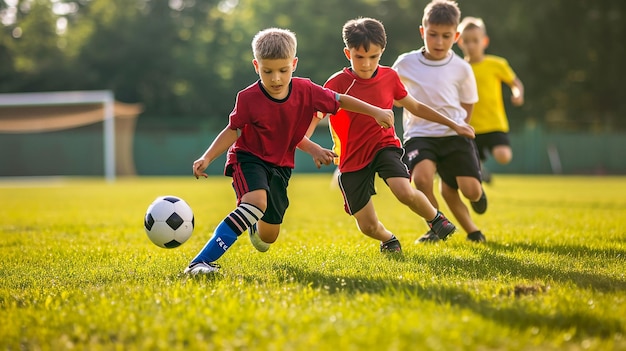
[191,203,263,264]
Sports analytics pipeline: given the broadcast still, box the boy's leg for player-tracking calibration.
[249,165,291,252]
[186,157,270,273]
[387,177,456,242]
[411,160,439,209]
[492,145,512,165]
[387,177,436,219]
[338,163,400,253]
[185,196,265,274]
[353,200,394,242]
[441,181,485,242]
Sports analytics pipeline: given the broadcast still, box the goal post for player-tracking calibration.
[0,90,140,182]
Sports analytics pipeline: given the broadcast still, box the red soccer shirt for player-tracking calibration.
[324,66,407,172]
[226,77,340,170]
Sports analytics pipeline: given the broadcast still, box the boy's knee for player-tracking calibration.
[493,146,512,164]
[356,220,378,236]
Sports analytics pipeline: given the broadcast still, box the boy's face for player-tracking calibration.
[253,57,298,100]
[458,27,488,60]
[419,23,460,61]
[344,44,384,80]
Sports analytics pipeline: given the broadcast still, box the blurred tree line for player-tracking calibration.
[1,0,624,132]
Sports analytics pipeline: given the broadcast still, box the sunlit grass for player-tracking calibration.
[0,175,625,350]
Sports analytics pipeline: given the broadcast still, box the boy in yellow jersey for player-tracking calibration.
[457,17,524,183]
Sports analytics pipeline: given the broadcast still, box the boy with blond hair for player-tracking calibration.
[185,28,395,274]
[457,16,525,182]
[393,0,488,243]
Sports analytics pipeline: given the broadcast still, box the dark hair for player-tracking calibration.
[422,0,461,27]
[342,17,387,52]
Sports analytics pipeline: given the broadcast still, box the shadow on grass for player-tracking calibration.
[482,241,626,292]
[273,262,623,339]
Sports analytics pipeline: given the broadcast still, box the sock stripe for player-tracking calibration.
[240,202,264,220]
[224,203,264,236]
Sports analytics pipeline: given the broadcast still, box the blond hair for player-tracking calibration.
[251,28,297,60]
[458,16,486,35]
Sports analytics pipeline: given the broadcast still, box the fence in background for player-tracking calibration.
[1,118,624,177]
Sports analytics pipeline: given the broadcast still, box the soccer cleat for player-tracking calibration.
[184,261,220,275]
[467,231,486,243]
[249,223,270,252]
[428,211,456,241]
[415,230,440,244]
[380,237,402,253]
[470,189,488,214]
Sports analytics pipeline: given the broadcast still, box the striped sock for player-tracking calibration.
[191,203,264,264]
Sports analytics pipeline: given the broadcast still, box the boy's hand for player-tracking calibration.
[453,122,475,139]
[192,157,210,179]
[374,109,394,129]
[511,95,524,106]
[309,145,337,169]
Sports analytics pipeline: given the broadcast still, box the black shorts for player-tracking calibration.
[474,132,511,161]
[338,147,409,215]
[403,136,481,189]
[227,152,291,224]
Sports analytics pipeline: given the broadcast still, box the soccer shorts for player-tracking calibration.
[403,136,481,190]
[474,131,511,161]
[227,152,291,224]
[338,147,409,215]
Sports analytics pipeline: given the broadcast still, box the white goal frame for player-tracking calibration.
[0,90,116,182]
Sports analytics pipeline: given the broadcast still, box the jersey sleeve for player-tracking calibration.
[497,58,517,85]
[311,81,341,115]
[459,64,479,104]
[227,91,247,130]
[391,70,409,101]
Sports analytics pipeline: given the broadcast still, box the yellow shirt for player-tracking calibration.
[469,55,516,133]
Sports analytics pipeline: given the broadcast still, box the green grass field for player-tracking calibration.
[1,175,625,350]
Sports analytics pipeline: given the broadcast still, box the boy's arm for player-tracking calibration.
[397,95,475,138]
[193,127,239,178]
[337,94,394,128]
[509,77,525,106]
[297,136,336,169]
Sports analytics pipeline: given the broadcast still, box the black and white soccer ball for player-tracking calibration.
[144,195,194,248]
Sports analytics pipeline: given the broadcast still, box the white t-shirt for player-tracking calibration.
[392,48,478,139]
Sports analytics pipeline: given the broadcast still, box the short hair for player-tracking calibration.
[342,17,387,52]
[251,28,297,60]
[422,0,461,27]
[458,16,487,35]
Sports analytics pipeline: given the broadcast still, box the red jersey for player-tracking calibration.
[324,66,407,172]
[226,77,340,170]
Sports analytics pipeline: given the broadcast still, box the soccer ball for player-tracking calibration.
[144,195,194,248]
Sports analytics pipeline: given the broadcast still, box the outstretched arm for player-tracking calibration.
[396,95,475,138]
[337,94,394,129]
[192,127,238,178]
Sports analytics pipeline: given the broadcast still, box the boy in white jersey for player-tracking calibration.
[392,0,487,243]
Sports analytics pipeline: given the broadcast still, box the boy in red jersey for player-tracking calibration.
[315,18,475,253]
[185,28,395,274]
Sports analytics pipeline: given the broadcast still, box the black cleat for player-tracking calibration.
[471,189,488,214]
[380,237,402,253]
[428,211,456,241]
[467,231,486,243]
